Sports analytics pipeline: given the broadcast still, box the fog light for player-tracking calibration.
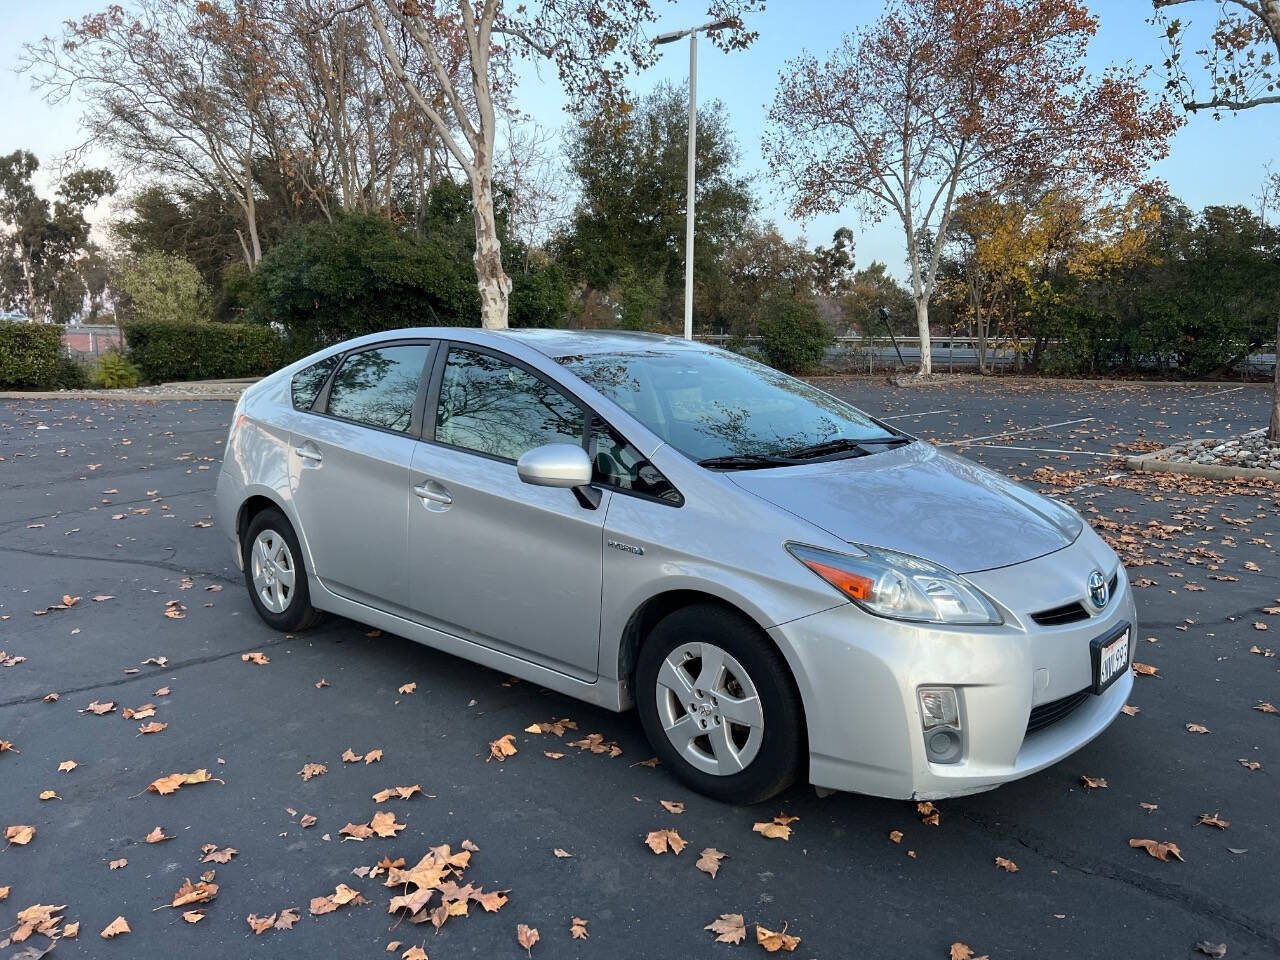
[918,687,959,731]
[926,729,962,763]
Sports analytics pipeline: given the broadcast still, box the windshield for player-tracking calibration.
[559,348,898,464]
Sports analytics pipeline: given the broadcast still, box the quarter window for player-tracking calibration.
[590,419,683,505]
[435,348,584,461]
[324,344,430,433]
[291,355,339,411]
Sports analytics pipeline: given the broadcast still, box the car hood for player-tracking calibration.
[726,442,1081,574]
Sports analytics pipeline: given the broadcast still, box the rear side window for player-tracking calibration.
[291,355,339,411]
[324,344,430,433]
[435,347,584,461]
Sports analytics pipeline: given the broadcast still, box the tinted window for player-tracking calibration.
[435,348,583,460]
[590,418,682,505]
[291,355,339,410]
[324,344,430,432]
[560,348,895,463]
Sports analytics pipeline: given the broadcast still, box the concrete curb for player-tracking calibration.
[1125,438,1280,483]
[0,388,247,401]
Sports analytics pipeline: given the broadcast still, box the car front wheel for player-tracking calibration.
[241,507,322,632]
[635,603,804,804]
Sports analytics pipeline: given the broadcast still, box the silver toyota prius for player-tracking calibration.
[215,328,1135,803]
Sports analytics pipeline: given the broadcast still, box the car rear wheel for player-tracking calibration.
[635,603,803,804]
[242,507,322,632]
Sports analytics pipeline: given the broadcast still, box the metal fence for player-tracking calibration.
[61,324,123,358]
[696,335,1277,376]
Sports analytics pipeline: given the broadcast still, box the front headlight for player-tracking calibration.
[786,542,1002,625]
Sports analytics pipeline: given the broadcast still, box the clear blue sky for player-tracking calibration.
[3,0,1275,276]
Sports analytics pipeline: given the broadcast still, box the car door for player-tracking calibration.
[407,343,608,681]
[290,340,434,611]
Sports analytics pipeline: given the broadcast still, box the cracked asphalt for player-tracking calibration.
[1,378,1277,959]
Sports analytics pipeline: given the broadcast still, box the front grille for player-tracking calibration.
[1026,689,1090,734]
[1030,601,1089,626]
[1108,572,1119,596]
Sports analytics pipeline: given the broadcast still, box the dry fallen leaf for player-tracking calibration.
[123,703,156,720]
[147,768,217,795]
[756,922,801,953]
[145,826,171,844]
[488,735,518,762]
[1197,813,1231,830]
[570,916,589,940]
[889,830,903,844]
[660,800,685,814]
[275,907,301,930]
[566,732,622,757]
[110,858,128,870]
[241,651,270,665]
[553,848,573,859]
[644,828,686,855]
[300,814,317,828]
[1132,662,1159,677]
[995,856,1018,873]
[138,721,168,735]
[1129,838,1184,862]
[372,784,423,803]
[315,678,329,689]
[753,813,798,840]
[705,913,747,945]
[917,802,940,826]
[39,790,59,801]
[1194,942,1228,958]
[182,911,204,923]
[950,944,990,960]
[1256,702,1279,714]
[1121,704,1141,716]
[371,811,406,838]
[201,844,237,863]
[342,748,362,763]
[1239,758,1261,771]
[1081,775,1109,790]
[5,824,35,846]
[365,749,383,764]
[247,913,277,935]
[58,760,77,773]
[81,700,115,715]
[171,877,219,907]
[516,923,540,956]
[0,885,8,901]
[299,763,328,781]
[402,947,428,960]
[399,682,416,695]
[696,847,726,878]
[100,916,130,939]
[1186,723,1210,734]
[64,920,79,938]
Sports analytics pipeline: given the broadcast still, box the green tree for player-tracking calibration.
[558,81,754,333]
[117,251,212,325]
[0,150,114,320]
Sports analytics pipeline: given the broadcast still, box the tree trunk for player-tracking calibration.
[470,171,511,330]
[1270,313,1280,441]
[915,297,932,375]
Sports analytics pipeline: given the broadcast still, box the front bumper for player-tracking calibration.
[773,529,1137,800]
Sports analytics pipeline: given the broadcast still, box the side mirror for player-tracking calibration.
[516,443,593,489]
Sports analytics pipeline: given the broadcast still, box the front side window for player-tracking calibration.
[435,347,584,461]
[324,344,430,432]
[560,348,898,464]
[291,354,339,410]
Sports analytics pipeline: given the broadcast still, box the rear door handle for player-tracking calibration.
[295,446,323,463]
[413,482,452,505]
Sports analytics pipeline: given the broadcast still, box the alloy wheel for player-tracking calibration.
[654,641,765,776]
[250,529,296,614]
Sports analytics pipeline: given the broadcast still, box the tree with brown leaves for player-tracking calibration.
[764,0,1180,376]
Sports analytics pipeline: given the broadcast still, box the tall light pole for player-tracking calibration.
[654,19,735,340]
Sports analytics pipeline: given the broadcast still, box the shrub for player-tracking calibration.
[122,320,285,383]
[92,350,140,388]
[0,324,64,389]
[54,353,90,389]
[118,251,212,325]
[757,293,832,374]
[239,212,480,352]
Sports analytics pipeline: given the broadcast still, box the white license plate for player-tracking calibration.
[1092,627,1130,694]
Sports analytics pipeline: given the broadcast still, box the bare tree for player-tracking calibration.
[1152,0,1280,114]
[365,0,761,330]
[764,0,1180,376]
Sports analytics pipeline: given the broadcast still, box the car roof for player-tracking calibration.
[355,327,713,359]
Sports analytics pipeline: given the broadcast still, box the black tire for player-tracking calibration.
[241,506,323,632]
[635,603,804,804]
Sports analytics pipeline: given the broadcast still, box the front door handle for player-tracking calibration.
[413,482,453,506]
[295,446,323,463]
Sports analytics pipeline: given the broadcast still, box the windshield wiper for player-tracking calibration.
[784,435,912,461]
[697,453,797,470]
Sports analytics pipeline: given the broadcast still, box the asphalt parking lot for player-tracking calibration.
[2,376,1278,959]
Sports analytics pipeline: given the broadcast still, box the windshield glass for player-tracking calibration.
[559,348,897,463]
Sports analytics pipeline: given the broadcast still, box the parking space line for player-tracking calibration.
[938,417,1095,446]
[958,443,1125,458]
[882,408,952,420]
[1189,385,1245,399]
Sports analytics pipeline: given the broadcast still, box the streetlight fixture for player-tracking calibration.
[654,18,736,340]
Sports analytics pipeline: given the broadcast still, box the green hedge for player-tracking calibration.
[123,320,286,383]
[0,324,64,389]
